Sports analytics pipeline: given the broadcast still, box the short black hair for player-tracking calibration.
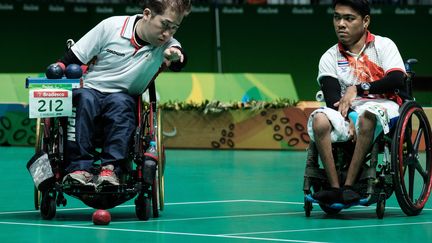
[333,0,370,17]
[139,0,192,16]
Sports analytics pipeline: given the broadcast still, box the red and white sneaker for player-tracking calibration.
[96,164,119,187]
[63,170,94,186]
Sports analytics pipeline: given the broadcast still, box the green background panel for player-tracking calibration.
[0,73,298,103]
[0,74,39,103]
[1,4,431,104]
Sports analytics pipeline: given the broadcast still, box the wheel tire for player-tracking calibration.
[135,196,151,221]
[40,193,56,220]
[376,198,385,219]
[157,108,165,211]
[392,101,432,216]
[304,198,312,217]
[33,118,44,210]
[34,186,41,210]
[152,179,159,218]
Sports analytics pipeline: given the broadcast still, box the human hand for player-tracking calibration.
[163,47,184,66]
[334,85,357,118]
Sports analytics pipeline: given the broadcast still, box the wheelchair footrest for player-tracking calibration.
[305,194,369,209]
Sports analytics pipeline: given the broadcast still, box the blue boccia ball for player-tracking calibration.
[45,63,64,79]
[65,64,83,79]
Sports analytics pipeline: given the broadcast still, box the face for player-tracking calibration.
[138,7,184,47]
[333,4,370,50]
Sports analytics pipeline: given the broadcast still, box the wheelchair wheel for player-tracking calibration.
[391,101,432,216]
[33,118,47,210]
[156,108,165,211]
[152,178,159,218]
[135,195,151,221]
[376,192,386,219]
[34,186,41,210]
[304,196,312,217]
[40,191,56,220]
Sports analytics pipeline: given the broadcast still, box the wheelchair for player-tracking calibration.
[26,70,166,221]
[303,59,432,219]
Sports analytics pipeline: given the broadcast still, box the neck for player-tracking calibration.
[346,33,367,54]
[134,19,149,45]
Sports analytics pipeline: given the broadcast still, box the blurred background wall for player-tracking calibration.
[1,0,431,104]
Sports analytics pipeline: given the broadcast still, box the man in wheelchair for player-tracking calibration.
[307,0,406,205]
[57,0,191,189]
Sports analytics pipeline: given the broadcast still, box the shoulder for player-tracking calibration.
[319,44,338,65]
[99,15,130,27]
[372,34,398,49]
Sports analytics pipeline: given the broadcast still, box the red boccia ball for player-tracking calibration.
[92,209,111,225]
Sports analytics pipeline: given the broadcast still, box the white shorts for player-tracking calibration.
[307,99,400,143]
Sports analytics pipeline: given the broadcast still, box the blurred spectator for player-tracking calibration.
[11,0,432,5]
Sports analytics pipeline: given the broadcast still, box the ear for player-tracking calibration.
[143,8,152,20]
[363,15,370,29]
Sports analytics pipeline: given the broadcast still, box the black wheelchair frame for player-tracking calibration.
[31,76,166,221]
[303,59,432,219]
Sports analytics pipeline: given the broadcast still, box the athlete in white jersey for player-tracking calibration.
[308,0,406,204]
[60,0,192,188]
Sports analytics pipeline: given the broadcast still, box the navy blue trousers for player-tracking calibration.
[66,88,136,173]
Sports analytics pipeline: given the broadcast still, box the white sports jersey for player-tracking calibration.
[317,32,405,96]
[71,15,181,96]
[309,32,406,142]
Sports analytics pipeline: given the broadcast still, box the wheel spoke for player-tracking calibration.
[408,165,415,200]
[404,127,413,155]
[414,158,428,181]
[413,127,423,153]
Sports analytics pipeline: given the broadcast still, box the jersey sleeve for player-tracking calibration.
[166,37,181,49]
[379,37,406,74]
[317,48,338,83]
[71,17,112,64]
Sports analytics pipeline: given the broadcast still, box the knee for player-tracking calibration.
[312,113,331,137]
[357,111,376,134]
[106,93,136,112]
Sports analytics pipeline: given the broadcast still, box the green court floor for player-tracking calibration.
[0,147,431,242]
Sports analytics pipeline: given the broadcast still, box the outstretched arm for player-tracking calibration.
[163,46,187,72]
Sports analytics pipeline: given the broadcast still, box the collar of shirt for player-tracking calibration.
[120,15,149,52]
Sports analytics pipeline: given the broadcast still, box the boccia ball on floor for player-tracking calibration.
[65,64,83,79]
[92,209,111,225]
[45,63,64,79]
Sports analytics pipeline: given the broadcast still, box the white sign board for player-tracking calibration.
[29,88,73,118]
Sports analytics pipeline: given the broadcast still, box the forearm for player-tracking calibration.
[356,70,405,96]
[320,76,342,111]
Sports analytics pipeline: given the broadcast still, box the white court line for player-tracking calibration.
[0,221,327,243]
[0,200,429,242]
[68,205,372,226]
[0,199,248,215]
[224,221,432,236]
[1,199,428,216]
[0,199,301,216]
[71,211,306,226]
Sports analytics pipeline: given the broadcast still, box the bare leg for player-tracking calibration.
[312,113,340,188]
[344,111,376,186]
